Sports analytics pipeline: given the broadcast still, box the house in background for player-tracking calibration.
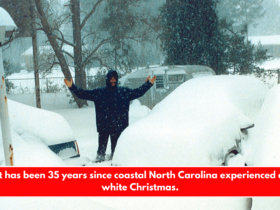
[21,45,74,72]
[249,35,280,58]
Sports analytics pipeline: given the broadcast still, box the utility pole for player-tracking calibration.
[150,69,155,108]
[278,69,280,84]
[30,1,41,108]
[0,10,17,166]
[32,30,41,108]
[0,47,14,166]
[0,1,33,166]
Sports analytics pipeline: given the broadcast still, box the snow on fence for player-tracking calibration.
[256,69,280,88]
[5,70,280,95]
[5,76,102,94]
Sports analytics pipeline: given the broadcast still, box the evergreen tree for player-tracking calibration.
[226,32,268,74]
[160,0,269,75]
[160,0,227,74]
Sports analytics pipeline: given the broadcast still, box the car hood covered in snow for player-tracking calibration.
[7,99,75,145]
[113,75,268,166]
[0,100,75,166]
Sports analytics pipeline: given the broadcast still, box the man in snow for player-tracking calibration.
[64,70,156,162]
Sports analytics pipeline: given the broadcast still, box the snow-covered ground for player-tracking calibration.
[0,97,150,167]
[1,74,280,209]
[259,58,280,70]
[0,197,116,210]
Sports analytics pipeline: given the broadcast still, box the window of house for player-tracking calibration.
[155,75,164,89]
[168,75,184,82]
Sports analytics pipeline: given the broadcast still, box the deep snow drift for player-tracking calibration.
[113,75,268,166]
[0,98,150,166]
[8,99,75,145]
[0,99,72,166]
[0,129,66,166]
[0,75,270,210]
[0,197,116,210]
[244,85,280,166]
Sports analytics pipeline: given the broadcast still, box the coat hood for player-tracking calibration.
[106,70,119,89]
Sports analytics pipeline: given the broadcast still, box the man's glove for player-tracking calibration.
[64,78,73,88]
[145,76,156,84]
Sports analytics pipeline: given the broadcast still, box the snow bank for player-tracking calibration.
[129,99,151,118]
[91,197,252,210]
[0,99,73,166]
[251,198,280,210]
[259,58,280,70]
[0,197,115,210]
[244,85,280,166]
[0,129,65,166]
[113,75,268,166]
[8,99,75,145]
[8,93,82,110]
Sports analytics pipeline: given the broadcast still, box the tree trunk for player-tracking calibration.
[34,0,84,108]
[71,0,88,107]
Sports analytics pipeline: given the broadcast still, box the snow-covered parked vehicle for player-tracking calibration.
[6,100,88,166]
[238,85,280,210]
[244,85,280,167]
[222,123,254,166]
[112,75,268,166]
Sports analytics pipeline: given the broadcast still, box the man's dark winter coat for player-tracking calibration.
[69,70,153,133]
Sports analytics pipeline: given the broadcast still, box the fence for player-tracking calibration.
[256,69,280,88]
[5,69,280,95]
[6,76,102,94]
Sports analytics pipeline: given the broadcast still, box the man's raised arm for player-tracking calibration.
[64,78,97,101]
[128,76,156,101]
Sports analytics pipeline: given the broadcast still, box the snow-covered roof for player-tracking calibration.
[258,58,280,70]
[249,35,280,46]
[192,72,214,78]
[22,45,74,56]
[153,69,166,75]
[167,69,185,75]
[0,7,17,31]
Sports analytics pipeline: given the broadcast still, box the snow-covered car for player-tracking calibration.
[237,85,280,210]
[112,75,268,166]
[5,99,88,166]
[222,123,254,166]
[244,85,280,167]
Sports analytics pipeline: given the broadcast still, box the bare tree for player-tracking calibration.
[34,0,159,107]
[34,0,85,107]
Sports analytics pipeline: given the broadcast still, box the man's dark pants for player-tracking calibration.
[97,132,122,157]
